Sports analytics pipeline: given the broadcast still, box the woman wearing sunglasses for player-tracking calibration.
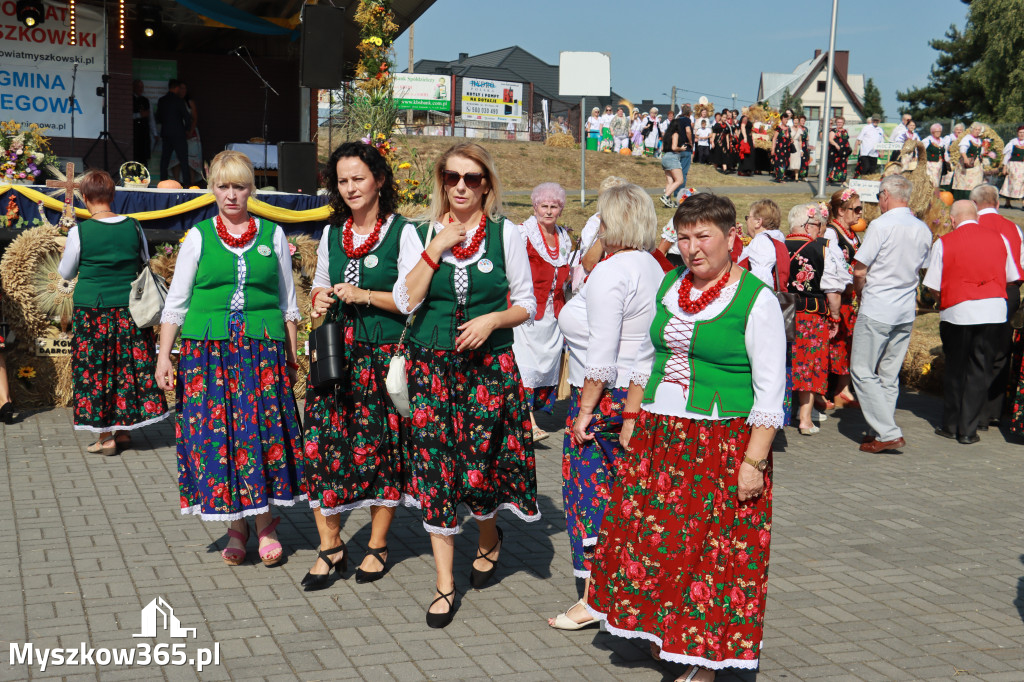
[393,142,539,628]
[823,189,863,408]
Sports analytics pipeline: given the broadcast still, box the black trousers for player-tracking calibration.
[983,284,1021,422]
[856,155,878,176]
[940,320,1000,437]
[160,134,191,185]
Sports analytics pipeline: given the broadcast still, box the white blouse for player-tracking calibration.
[312,214,399,290]
[58,216,150,280]
[558,250,665,389]
[160,221,301,326]
[739,229,785,287]
[634,275,787,428]
[392,218,536,319]
[816,231,855,292]
[1003,138,1024,164]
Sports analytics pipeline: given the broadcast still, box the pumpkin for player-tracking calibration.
[939,191,954,206]
[157,179,183,189]
[619,147,631,155]
[851,218,868,232]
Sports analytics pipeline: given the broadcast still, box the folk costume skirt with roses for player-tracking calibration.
[405,343,541,535]
[829,299,858,376]
[71,307,169,432]
[177,314,306,521]
[303,336,416,515]
[563,385,627,578]
[792,310,829,393]
[585,412,772,670]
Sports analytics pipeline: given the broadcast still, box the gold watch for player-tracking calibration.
[742,455,770,472]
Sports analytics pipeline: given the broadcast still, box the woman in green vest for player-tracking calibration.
[155,150,305,568]
[585,193,786,680]
[393,142,540,628]
[58,169,169,455]
[300,141,417,591]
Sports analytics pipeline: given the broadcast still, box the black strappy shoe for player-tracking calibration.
[355,545,389,584]
[425,586,456,629]
[301,545,347,592]
[469,526,503,589]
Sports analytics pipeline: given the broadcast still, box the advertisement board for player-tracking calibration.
[394,73,450,111]
[0,0,107,137]
[461,78,522,123]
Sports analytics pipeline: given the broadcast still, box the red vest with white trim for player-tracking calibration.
[525,239,569,320]
[938,221,1008,310]
[978,212,1023,280]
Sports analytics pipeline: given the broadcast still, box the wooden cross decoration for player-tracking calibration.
[46,162,82,218]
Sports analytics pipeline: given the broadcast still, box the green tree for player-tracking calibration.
[897,25,984,121]
[862,78,885,121]
[779,87,804,117]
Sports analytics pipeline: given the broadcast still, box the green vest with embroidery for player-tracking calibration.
[1011,144,1024,163]
[72,217,141,308]
[180,218,285,341]
[326,214,408,344]
[409,217,513,350]
[643,268,766,416]
[926,142,944,162]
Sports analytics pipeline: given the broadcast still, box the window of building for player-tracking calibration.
[806,106,821,121]
[817,80,827,92]
[831,106,843,119]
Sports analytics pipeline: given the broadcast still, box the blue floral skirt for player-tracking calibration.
[176,313,306,521]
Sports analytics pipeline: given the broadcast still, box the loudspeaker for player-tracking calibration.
[300,5,346,89]
[277,142,317,194]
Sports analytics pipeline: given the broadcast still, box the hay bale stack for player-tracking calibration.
[545,133,576,149]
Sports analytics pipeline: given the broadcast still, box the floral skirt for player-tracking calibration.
[71,307,170,432]
[586,412,772,670]
[563,385,627,577]
[405,344,541,535]
[926,160,943,188]
[1010,350,1024,435]
[176,314,306,521]
[828,301,858,377]
[1000,161,1024,199]
[303,338,417,514]
[792,310,829,393]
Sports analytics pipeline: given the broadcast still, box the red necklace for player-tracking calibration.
[677,269,731,314]
[450,213,488,260]
[215,214,258,248]
[541,228,560,259]
[342,215,384,258]
[832,218,857,244]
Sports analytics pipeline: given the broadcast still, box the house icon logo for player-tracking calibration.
[133,597,197,639]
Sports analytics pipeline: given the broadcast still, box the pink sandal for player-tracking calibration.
[222,525,249,566]
[257,517,283,566]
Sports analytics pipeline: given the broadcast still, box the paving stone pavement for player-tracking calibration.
[2,391,1023,681]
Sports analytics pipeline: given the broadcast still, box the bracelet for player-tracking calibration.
[365,290,372,306]
[421,250,440,271]
[286,360,299,370]
[622,410,641,420]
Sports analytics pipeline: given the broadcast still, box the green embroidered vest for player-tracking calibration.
[1011,144,1024,163]
[643,268,767,416]
[72,217,141,308]
[180,218,286,341]
[326,214,408,344]
[926,142,944,162]
[409,218,513,350]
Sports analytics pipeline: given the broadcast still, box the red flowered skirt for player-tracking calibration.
[828,300,858,376]
[586,412,772,670]
[791,310,829,393]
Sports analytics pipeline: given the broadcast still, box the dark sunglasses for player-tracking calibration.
[850,206,863,213]
[441,170,486,188]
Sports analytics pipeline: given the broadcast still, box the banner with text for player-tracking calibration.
[0,0,107,137]
[394,73,450,111]
[461,78,522,123]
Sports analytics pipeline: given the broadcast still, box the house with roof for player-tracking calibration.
[757,50,866,124]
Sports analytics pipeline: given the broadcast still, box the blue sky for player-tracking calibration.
[393,0,970,120]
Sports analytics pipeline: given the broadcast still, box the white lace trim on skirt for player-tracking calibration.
[179,494,308,522]
[74,410,173,434]
[310,494,421,515]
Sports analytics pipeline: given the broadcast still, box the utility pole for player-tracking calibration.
[671,86,677,113]
[731,93,736,110]
[816,0,839,199]
[406,23,414,128]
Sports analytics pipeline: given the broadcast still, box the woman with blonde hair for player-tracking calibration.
[393,142,539,627]
[156,150,305,567]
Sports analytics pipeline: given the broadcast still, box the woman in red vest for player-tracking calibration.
[511,182,571,442]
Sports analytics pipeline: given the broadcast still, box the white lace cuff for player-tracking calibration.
[628,370,651,388]
[584,365,618,384]
[747,409,787,429]
[394,280,414,315]
[284,309,302,323]
[518,301,537,321]
[160,311,186,326]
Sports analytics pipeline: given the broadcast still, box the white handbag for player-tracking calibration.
[385,223,434,417]
[128,220,168,328]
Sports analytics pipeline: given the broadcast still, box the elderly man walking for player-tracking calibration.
[851,175,933,453]
[924,200,1019,444]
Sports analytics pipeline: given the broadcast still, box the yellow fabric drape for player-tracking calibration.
[0,184,331,223]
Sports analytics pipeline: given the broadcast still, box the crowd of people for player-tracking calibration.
[56,131,1024,680]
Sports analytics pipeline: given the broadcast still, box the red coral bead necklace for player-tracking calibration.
[448,212,488,260]
[677,266,732,314]
[215,214,258,248]
[342,215,384,258]
[541,228,560,260]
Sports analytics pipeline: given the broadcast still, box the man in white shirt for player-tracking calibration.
[889,114,912,143]
[854,115,885,176]
[923,200,1018,444]
[851,174,933,453]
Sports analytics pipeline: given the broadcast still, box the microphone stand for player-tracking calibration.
[232,47,278,188]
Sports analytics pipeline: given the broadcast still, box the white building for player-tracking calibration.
[757,50,867,124]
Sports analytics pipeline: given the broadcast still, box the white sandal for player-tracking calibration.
[548,598,598,630]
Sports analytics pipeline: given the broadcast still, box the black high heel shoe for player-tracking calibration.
[355,545,388,584]
[301,545,347,591]
[469,526,503,589]
[0,401,14,424]
[425,586,456,629]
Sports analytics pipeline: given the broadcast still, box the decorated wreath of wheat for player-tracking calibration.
[948,124,1004,172]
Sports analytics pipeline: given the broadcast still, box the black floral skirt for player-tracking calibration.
[71,307,170,432]
[405,344,541,535]
[303,338,417,514]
